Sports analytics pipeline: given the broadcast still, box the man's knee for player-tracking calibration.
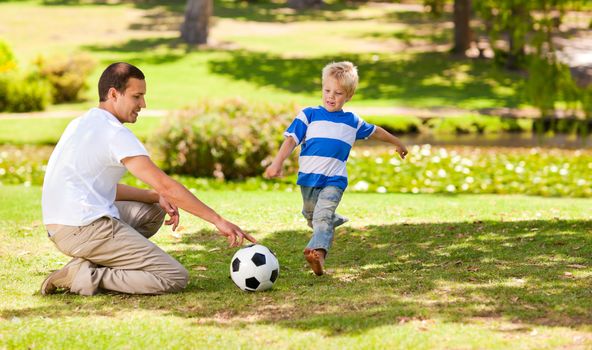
[139,204,166,238]
[162,265,189,293]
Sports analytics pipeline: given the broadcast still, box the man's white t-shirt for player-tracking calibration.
[42,108,148,226]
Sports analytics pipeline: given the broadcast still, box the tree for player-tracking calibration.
[287,0,323,10]
[180,0,213,45]
[424,0,472,57]
[452,0,472,55]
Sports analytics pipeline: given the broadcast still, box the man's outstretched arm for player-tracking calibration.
[122,155,256,247]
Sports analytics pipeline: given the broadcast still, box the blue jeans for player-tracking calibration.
[301,186,345,254]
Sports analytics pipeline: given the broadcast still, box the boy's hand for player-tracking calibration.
[396,143,408,160]
[264,163,283,178]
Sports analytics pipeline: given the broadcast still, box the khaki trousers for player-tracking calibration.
[47,201,188,296]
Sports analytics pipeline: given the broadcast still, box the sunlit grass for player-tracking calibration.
[1,185,591,348]
[0,1,526,111]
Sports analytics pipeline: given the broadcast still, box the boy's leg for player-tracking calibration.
[301,187,347,229]
[300,186,320,228]
[45,217,188,295]
[114,201,166,238]
[304,186,344,275]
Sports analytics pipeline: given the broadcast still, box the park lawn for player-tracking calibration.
[1,185,591,349]
[0,1,527,111]
[0,115,162,145]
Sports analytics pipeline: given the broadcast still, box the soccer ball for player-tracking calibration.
[230,244,279,292]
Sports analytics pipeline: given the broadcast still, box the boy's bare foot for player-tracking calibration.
[304,248,326,276]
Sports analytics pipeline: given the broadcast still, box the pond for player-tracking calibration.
[396,133,592,149]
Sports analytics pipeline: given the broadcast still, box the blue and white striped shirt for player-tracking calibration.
[284,106,376,190]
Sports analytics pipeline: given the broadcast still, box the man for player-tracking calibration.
[41,62,256,296]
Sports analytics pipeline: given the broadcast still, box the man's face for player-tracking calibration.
[112,78,146,123]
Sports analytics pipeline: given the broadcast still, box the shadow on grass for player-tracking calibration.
[38,0,363,23]
[4,219,592,335]
[208,50,524,108]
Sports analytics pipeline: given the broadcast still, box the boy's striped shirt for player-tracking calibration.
[284,106,376,190]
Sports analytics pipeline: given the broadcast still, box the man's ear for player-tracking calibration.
[108,87,119,101]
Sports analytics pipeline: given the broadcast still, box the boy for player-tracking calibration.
[264,61,408,276]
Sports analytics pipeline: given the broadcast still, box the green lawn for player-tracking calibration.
[0,0,527,111]
[0,115,161,145]
[1,185,591,349]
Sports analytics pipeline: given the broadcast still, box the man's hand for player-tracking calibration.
[158,196,179,231]
[215,219,257,247]
[264,163,283,179]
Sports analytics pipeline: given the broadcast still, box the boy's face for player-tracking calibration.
[322,77,350,112]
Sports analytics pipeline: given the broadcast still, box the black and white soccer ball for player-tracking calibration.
[230,244,279,292]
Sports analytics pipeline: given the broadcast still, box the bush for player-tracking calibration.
[34,53,96,103]
[365,115,422,134]
[151,99,298,180]
[0,73,51,112]
[0,39,17,74]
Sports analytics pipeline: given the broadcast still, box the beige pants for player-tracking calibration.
[47,201,189,296]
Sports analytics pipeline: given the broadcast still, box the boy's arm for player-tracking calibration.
[370,126,408,159]
[264,137,297,178]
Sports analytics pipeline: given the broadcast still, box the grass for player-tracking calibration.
[0,0,528,111]
[0,115,161,145]
[1,185,592,349]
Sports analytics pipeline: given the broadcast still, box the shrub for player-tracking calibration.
[151,99,298,180]
[365,115,423,134]
[0,73,51,112]
[34,53,96,103]
[0,39,17,74]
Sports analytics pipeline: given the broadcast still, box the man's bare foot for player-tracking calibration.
[304,248,326,276]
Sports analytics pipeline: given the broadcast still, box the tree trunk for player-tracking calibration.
[452,0,472,55]
[287,0,323,10]
[180,0,212,45]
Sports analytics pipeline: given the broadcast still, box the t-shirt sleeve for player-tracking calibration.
[110,129,149,163]
[283,109,309,145]
[355,116,376,140]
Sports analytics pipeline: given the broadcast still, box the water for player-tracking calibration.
[396,133,592,149]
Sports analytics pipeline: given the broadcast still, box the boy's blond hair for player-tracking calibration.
[322,61,358,99]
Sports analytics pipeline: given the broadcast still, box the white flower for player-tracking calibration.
[515,166,524,174]
[376,186,387,193]
[559,168,568,176]
[438,169,447,178]
[375,158,383,164]
[353,181,369,191]
[505,163,514,171]
[431,156,441,163]
[446,184,456,192]
[412,187,419,194]
[462,159,473,167]
[550,165,558,173]
[465,176,474,183]
[461,183,469,191]
[389,158,401,166]
[577,179,586,186]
